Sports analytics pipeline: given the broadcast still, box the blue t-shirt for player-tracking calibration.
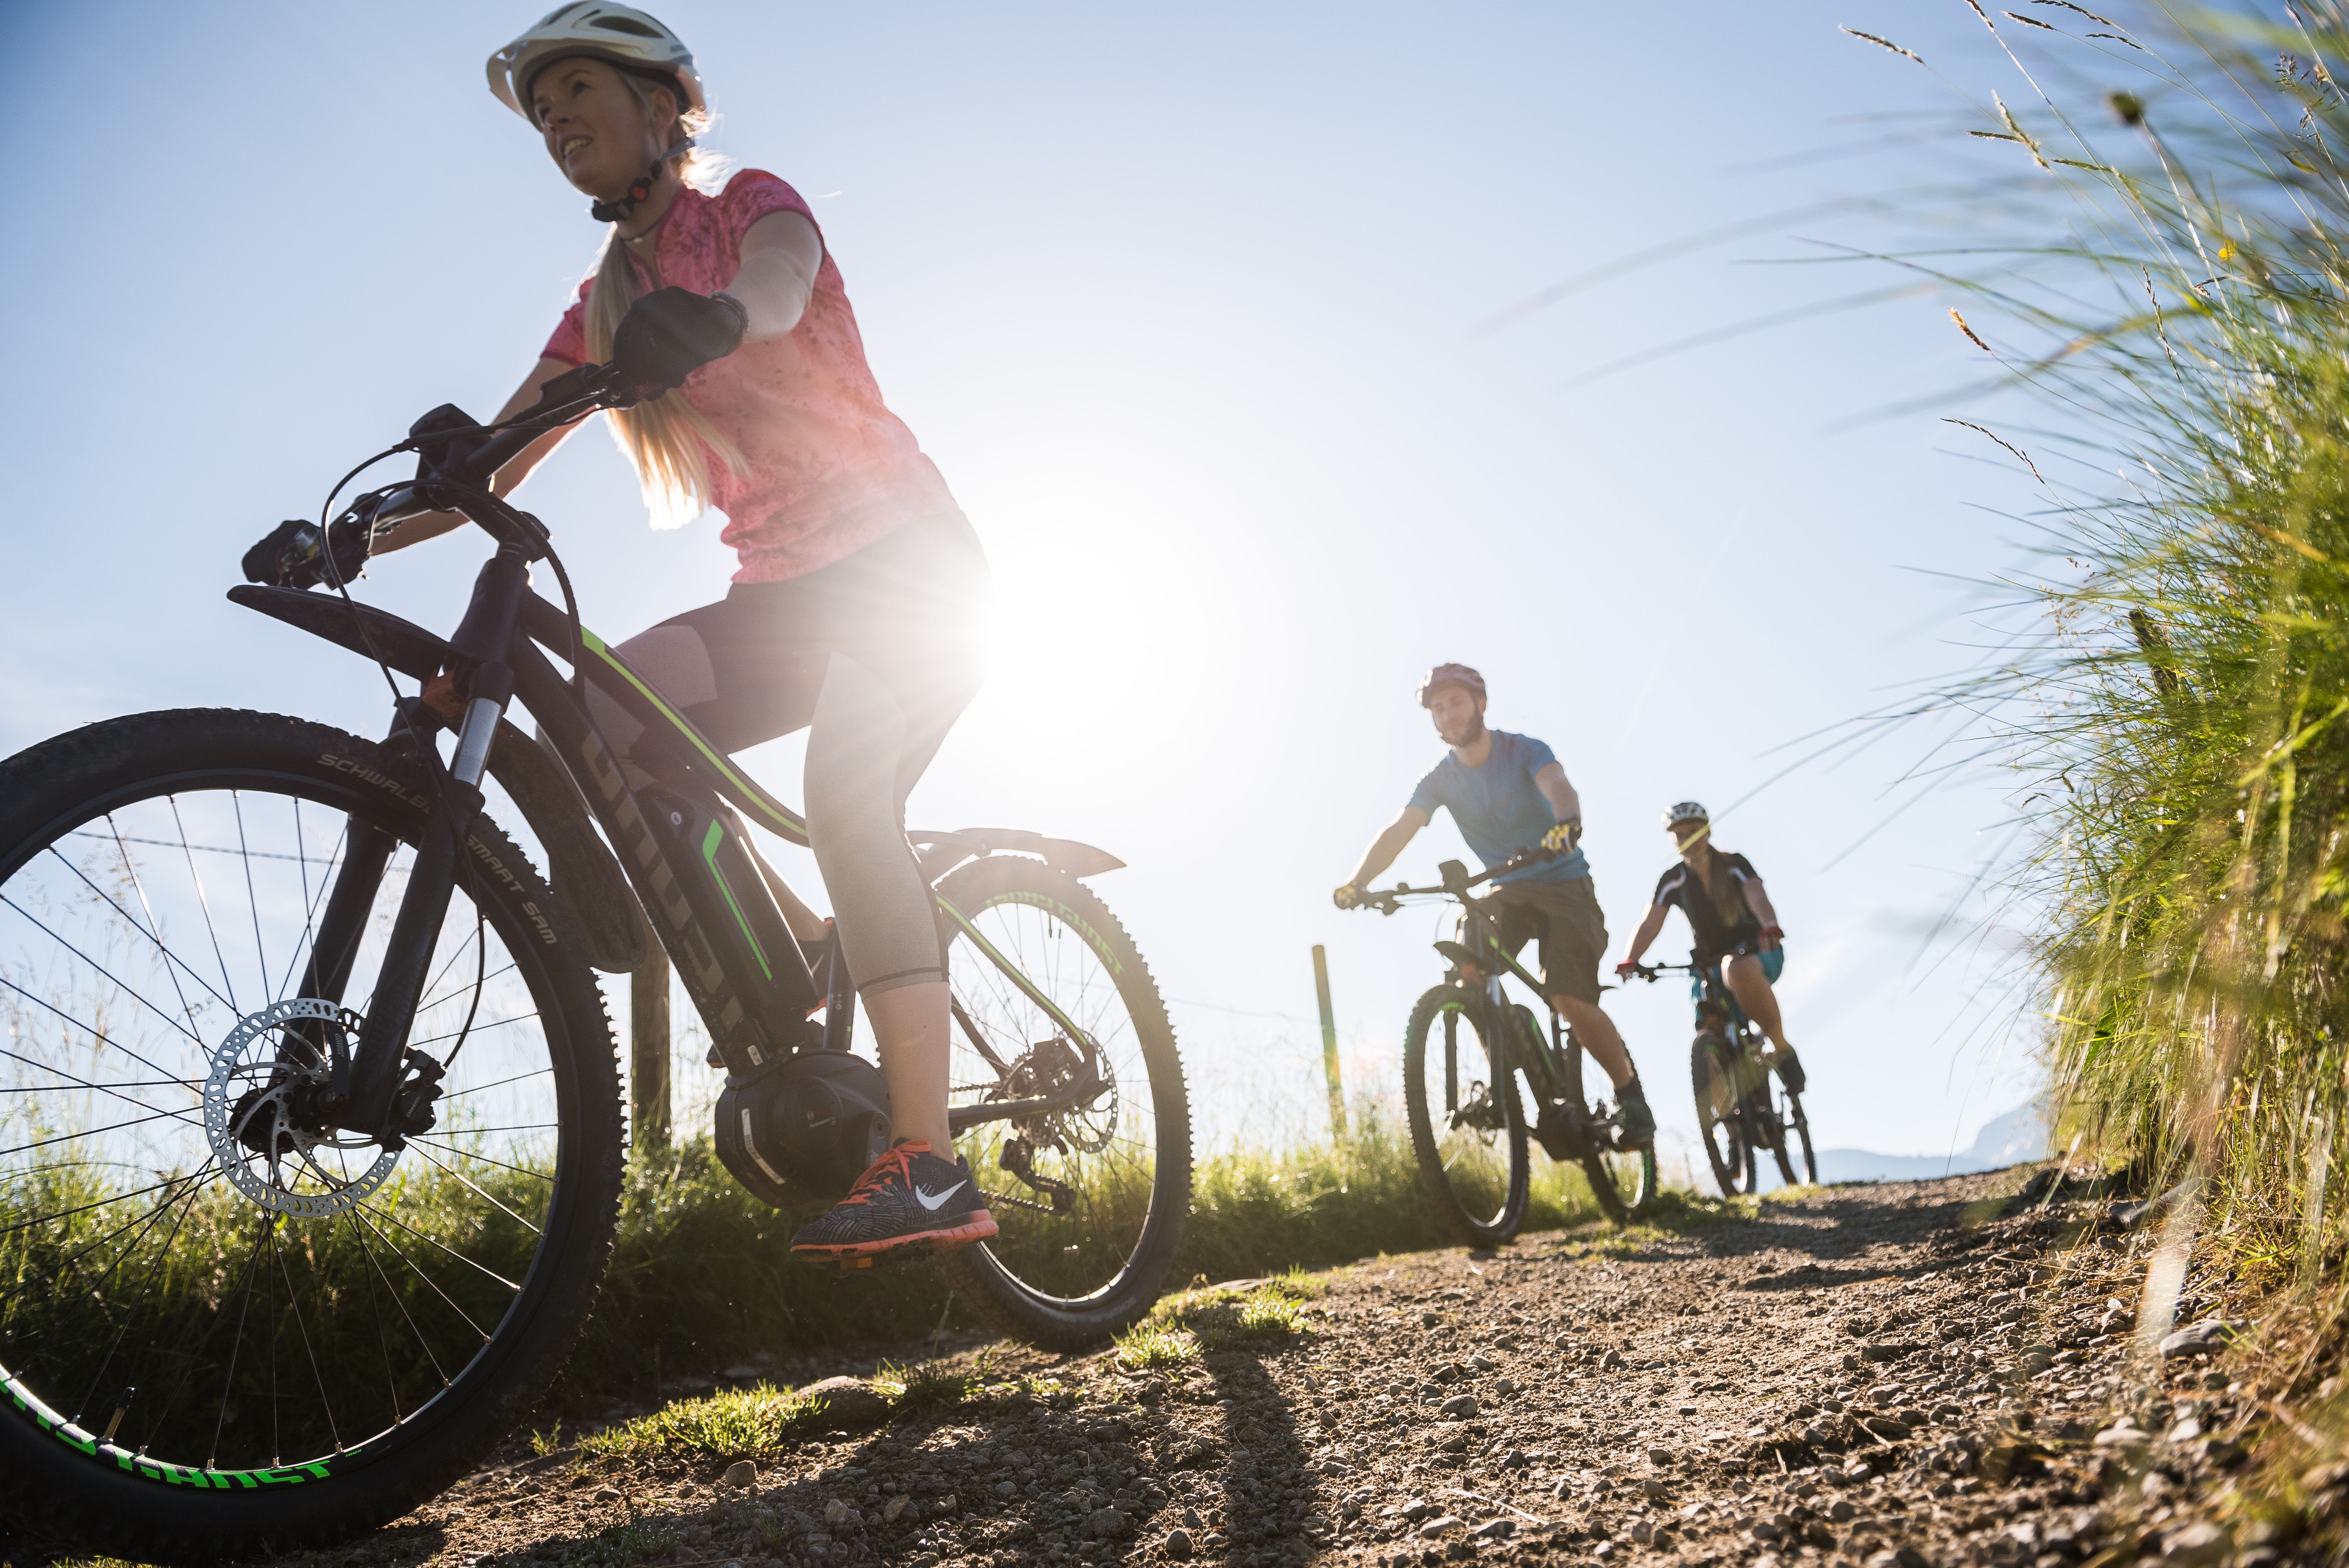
[1406,730,1590,886]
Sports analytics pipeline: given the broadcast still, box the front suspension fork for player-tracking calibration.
[331,540,532,1137]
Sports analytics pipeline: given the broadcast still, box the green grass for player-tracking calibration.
[581,1383,825,1459]
[872,1358,976,1416]
[0,1095,1657,1439]
[1149,1279,1308,1349]
[1112,1319,1203,1372]
[1895,7,2349,1293]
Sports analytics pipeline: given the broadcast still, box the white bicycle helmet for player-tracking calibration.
[487,3,705,123]
[1663,800,1710,829]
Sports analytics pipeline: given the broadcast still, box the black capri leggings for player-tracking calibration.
[584,512,992,998]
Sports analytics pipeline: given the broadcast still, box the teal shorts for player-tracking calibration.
[1694,946,1783,1008]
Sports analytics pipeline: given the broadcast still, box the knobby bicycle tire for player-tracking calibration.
[1400,986,1527,1246]
[934,854,1191,1350]
[1690,1032,1751,1197]
[0,710,624,1563]
[1559,1033,1656,1224]
[1785,1089,1823,1188]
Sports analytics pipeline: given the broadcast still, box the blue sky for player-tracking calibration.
[2,2,2062,1178]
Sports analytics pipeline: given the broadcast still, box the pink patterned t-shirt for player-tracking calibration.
[543,169,960,583]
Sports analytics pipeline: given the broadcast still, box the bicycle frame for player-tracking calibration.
[229,438,1115,1147]
[1447,900,1574,1104]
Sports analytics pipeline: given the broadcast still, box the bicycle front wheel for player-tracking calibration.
[0,710,623,1563]
[933,854,1190,1350]
[1560,1035,1655,1223]
[1402,986,1528,1246]
[1691,1032,1752,1197]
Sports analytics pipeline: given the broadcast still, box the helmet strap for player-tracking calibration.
[591,137,695,224]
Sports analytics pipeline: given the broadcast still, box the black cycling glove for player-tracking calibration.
[610,287,748,397]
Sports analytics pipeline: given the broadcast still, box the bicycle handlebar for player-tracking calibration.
[245,288,746,592]
[1353,844,1559,914]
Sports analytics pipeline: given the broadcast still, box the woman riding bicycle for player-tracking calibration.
[374,4,994,1261]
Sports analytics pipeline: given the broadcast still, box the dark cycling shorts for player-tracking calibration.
[1479,875,1609,1006]
[1711,933,1782,965]
[1695,946,1783,1010]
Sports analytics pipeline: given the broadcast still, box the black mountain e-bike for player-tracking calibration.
[0,295,1190,1561]
[1626,959,1815,1195]
[1351,850,1656,1242]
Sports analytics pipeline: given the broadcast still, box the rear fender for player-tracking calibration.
[909,826,1126,882]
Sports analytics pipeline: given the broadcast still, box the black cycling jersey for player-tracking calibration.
[1651,850,1764,962]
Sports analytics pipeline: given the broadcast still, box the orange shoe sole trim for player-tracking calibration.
[790,1211,998,1263]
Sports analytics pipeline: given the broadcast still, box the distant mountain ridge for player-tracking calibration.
[1804,1103,2050,1185]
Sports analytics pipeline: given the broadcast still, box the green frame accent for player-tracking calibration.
[938,894,1097,1047]
[580,629,808,842]
[700,819,773,980]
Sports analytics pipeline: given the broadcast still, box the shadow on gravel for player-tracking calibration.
[1201,1348,1320,1565]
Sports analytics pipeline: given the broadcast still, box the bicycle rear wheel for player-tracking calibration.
[1560,1035,1655,1223]
[1784,1087,1819,1186]
[932,854,1190,1349]
[1402,986,1528,1245]
[1761,1076,1816,1187]
[1691,1032,1752,1197]
[0,710,623,1562]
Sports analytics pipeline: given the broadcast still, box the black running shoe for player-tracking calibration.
[788,1140,997,1262]
[1772,1047,1807,1096]
[1615,1082,1656,1149]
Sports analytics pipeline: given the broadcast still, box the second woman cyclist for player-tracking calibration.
[372,4,996,1262]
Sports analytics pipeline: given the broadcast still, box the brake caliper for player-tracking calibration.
[384,1049,446,1146]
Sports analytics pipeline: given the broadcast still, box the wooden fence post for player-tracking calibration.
[632,946,671,1149]
[1312,944,1347,1140]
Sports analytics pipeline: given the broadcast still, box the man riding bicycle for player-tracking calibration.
[1616,801,1805,1093]
[1335,664,1654,1147]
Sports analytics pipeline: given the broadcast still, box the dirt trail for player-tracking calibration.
[49,1168,2270,1568]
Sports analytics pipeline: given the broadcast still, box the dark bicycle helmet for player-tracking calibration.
[1417,663,1487,708]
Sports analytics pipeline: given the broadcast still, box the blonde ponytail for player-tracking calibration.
[583,87,746,531]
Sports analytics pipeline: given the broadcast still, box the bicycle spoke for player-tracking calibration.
[350,1203,496,1343]
[47,839,227,1023]
[0,1042,201,1121]
[169,795,242,1017]
[68,1167,217,1425]
[398,1139,542,1235]
[6,766,591,1477]
[271,1219,340,1454]
[399,1134,554,1183]
[343,1204,451,1393]
[2,1106,207,1161]
[437,1064,551,1101]
[206,1214,277,1470]
[0,903,208,1048]
[355,1201,522,1294]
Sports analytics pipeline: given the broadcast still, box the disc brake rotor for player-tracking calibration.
[1003,1034,1117,1154]
[201,997,399,1218]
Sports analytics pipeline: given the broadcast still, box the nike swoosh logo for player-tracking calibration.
[914,1179,967,1212]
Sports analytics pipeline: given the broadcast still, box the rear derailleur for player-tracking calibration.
[995,1134,1076,1216]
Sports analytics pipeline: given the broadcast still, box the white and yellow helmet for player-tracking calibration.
[1663,800,1710,829]
[487,4,704,124]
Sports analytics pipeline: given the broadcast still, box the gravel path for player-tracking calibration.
[151,1167,2270,1568]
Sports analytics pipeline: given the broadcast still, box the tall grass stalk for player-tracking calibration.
[1886,4,2349,1334]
